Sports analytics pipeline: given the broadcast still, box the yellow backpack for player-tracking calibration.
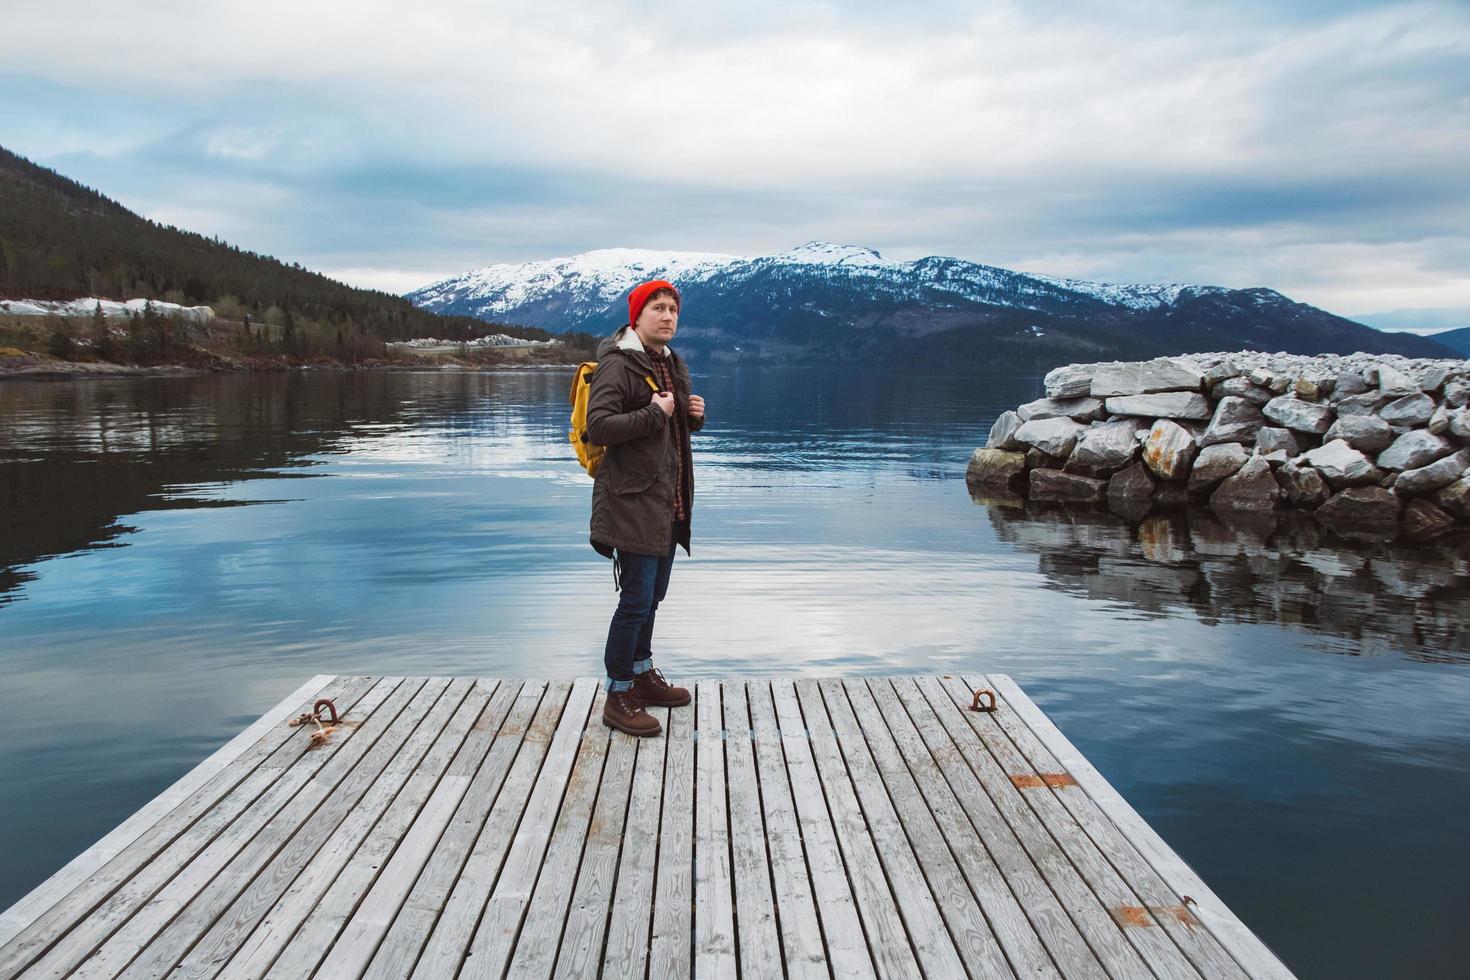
[568,361,659,478]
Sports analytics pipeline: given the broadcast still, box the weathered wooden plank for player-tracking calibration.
[407,680,575,979]
[0,676,369,980]
[65,677,408,980]
[905,675,1137,979]
[722,681,782,979]
[746,680,828,980]
[169,677,463,980]
[550,717,638,980]
[690,682,735,977]
[769,680,875,979]
[215,678,489,979]
[792,679,933,979]
[0,674,336,955]
[113,677,440,980]
[648,694,694,980]
[459,678,600,979]
[828,678,1014,980]
[982,675,1290,980]
[293,679,528,980]
[504,688,610,980]
[6,674,1284,980]
[926,674,1202,980]
[872,676,1095,980]
[600,705,670,980]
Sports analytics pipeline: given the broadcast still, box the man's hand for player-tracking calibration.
[652,391,675,417]
[688,394,705,419]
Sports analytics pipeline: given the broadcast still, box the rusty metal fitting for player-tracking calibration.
[969,689,997,713]
[313,699,339,724]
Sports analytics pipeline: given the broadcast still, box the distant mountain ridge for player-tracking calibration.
[408,242,1456,366]
[1430,326,1470,356]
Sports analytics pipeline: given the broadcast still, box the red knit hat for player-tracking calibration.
[627,279,680,328]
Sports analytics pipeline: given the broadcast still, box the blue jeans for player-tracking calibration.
[604,539,676,691]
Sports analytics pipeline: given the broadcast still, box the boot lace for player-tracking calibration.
[641,668,673,692]
[613,691,646,716]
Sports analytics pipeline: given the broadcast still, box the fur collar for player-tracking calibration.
[614,325,672,358]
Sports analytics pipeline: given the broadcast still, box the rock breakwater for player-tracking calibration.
[969,351,1470,538]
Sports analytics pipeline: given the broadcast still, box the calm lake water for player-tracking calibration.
[2,368,1468,979]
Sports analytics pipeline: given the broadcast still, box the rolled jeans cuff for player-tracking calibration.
[606,677,634,692]
[632,657,653,675]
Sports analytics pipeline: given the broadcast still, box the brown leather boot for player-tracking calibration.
[602,690,662,737]
[632,667,692,707]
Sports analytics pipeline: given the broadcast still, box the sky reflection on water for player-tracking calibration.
[2,369,1469,978]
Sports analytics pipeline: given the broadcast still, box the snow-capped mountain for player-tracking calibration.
[406,242,1452,364]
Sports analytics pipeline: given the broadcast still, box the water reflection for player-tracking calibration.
[977,493,1470,663]
[0,372,567,605]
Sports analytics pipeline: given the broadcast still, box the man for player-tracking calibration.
[585,279,706,736]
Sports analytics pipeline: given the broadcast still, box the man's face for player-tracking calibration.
[634,294,679,346]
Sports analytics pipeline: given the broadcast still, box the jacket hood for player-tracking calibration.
[597,325,674,363]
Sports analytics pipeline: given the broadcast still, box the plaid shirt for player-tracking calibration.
[644,346,689,522]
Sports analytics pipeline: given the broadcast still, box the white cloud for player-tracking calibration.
[2,0,1467,315]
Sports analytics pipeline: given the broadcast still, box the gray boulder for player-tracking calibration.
[1445,379,1469,408]
[1026,447,1062,470]
[1210,456,1281,512]
[1029,468,1108,503]
[1107,461,1156,500]
[1215,377,1273,405]
[1376,363,1421,398]
[1378,392,1435,427]
[1323,415,1393,453]
[1017,396,1107,422]
[1142,420,1198,480]
[1188,443,1248,491]
[1334,393,1389,417]
[1317,486,1402,526]
[1393,449,1470,496]
[1090,358,1204,397]
[1434,475,1470,519]
[1416,365,1451,393]
[1071,421,1142,470]
[1014,417,1085,458]
[1331,372,1372,400]
[1377,430,1455,471]
[1043,363,1096,399]
[1263,394,1334,434]
[1202,358,1241,384]
[1450,408,1470,441]
[1104,392,1213,420]
[1302,440,1379,489]
[1276,460,1330,508]
[1199,396,1266,447]
[1255,427,1300,464]
[1429,403,1450,435]
[986,410,1024,450]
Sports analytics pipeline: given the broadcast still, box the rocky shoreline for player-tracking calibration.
[0,349,583,380]
[969,351,1470,539]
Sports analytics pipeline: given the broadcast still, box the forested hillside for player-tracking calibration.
[0,145,590,358]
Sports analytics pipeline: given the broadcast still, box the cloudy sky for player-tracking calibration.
[3,0,1468,329]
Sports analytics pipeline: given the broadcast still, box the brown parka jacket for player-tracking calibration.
[586,326,703,558]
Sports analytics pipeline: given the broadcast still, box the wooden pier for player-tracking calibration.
[0,675,1295,979]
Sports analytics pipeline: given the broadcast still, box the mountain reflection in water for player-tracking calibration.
[977,492,1470,664]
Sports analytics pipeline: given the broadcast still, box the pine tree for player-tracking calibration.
[91,302,116,360]
[46,314,75,359]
